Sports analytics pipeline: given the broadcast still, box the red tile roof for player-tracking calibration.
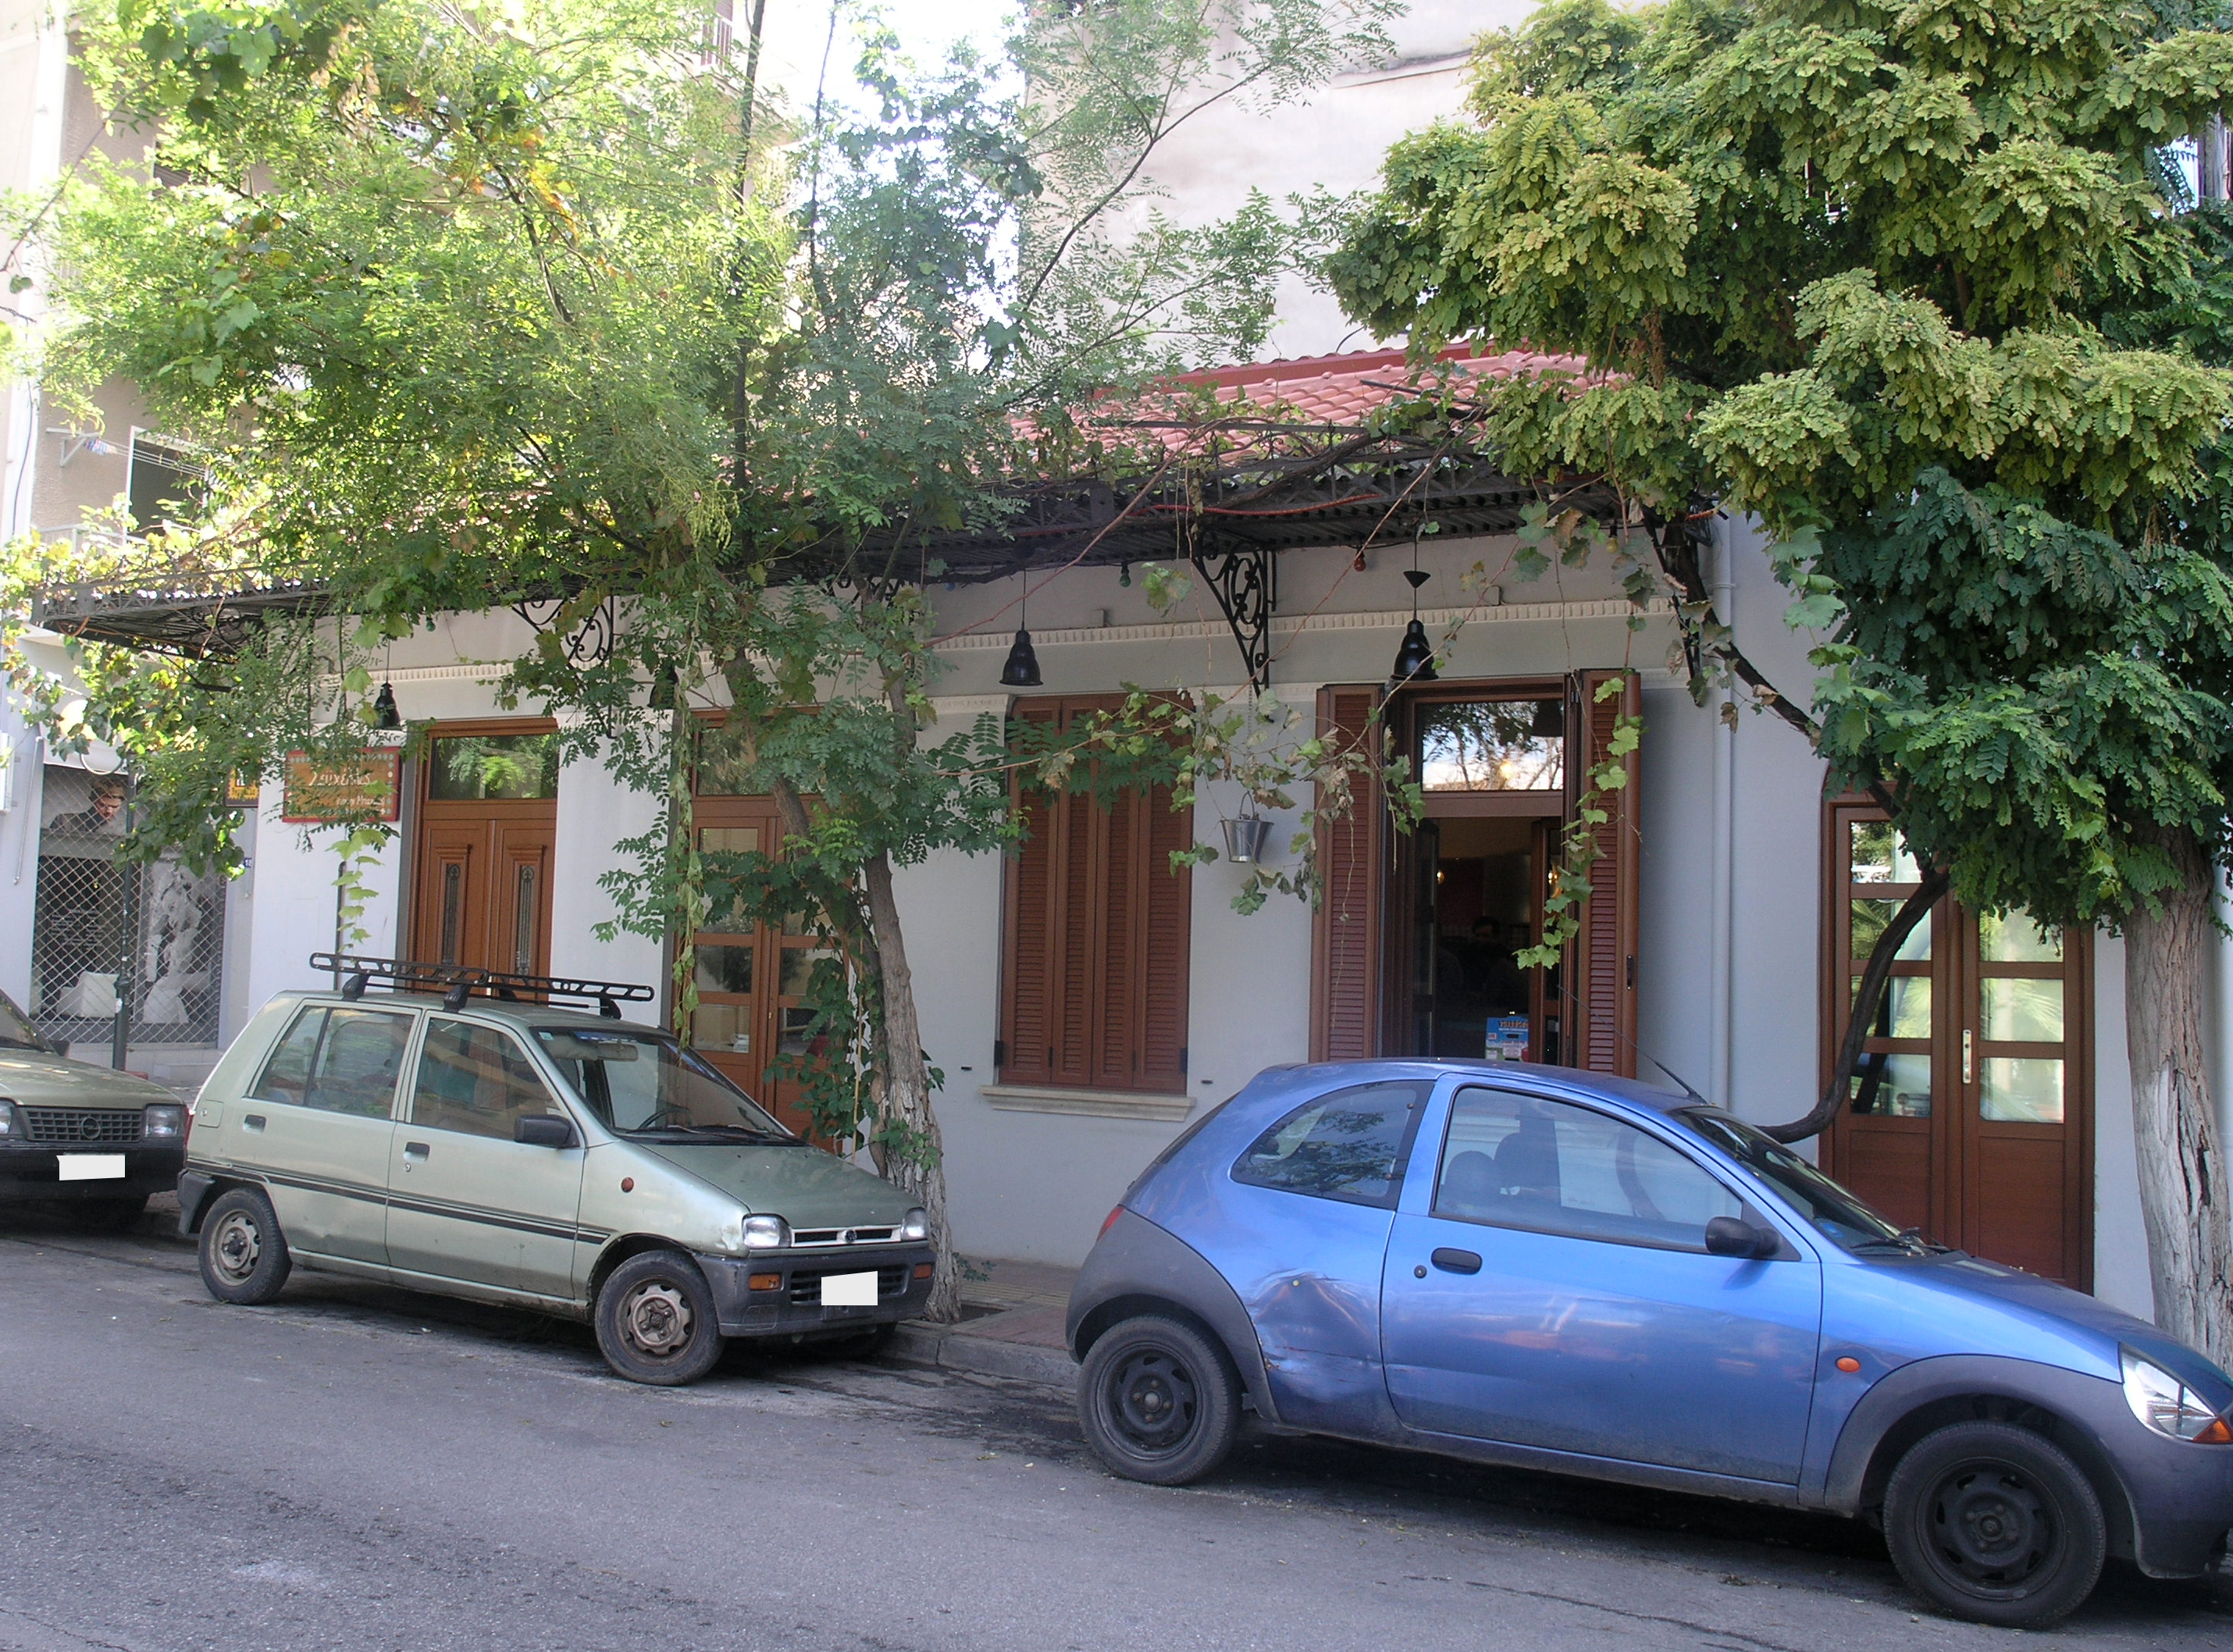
[1169,341,1590,422]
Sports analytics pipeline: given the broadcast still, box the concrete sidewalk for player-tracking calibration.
[887,1255,1078,1387]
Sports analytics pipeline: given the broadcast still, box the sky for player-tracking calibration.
[752,1,1017,119]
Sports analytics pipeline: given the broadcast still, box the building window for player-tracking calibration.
[126,433,208,533]
[1000,697,1191,1095]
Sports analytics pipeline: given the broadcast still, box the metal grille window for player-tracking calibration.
[30,767,228,1057]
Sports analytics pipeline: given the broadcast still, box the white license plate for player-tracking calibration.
[820,1270,879,1308]
[58,1155,126,1181]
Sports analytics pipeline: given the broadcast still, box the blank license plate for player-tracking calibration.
[58,1155,126,1181]
[820,1270,878,1308]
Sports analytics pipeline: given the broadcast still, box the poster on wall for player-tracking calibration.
[280,749,402,824]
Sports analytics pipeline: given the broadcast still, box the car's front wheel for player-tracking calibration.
[1883,1420,2107,1628]
[198,1187,292,1305]
[1077,1314,1239,1486]
[594,1251,725,1386]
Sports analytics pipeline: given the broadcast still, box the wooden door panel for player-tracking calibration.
[1838,1121,1934,1237]
[491,821,554,978]
[413,824,483,970]
[1971,1130,2072,1282]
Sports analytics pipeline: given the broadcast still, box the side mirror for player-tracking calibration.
[515,1113,579,1149]
[1704,1214,1777,1259]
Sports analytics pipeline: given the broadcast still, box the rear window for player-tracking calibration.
[1229,1081,1430,1209]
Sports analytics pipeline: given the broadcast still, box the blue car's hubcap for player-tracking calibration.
[1928,1463,2052,1590]
[1108,1349,1197,1454]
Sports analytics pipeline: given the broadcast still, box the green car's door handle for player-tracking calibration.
[242,1114,265,1133]
[403,1141,430,1161]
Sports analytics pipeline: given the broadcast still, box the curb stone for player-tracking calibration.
[886,1320,1076,1388]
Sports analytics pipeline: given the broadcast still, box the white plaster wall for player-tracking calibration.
[547,728,664,993]
[243,803,404,1013]
[2090,935,2151,1318]
[0,713,43,1006]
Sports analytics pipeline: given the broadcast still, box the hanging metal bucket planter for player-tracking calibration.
[1223,814,1273,864]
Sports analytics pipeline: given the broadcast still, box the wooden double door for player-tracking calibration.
[408,725,558,979]
[1823,803,2092,1286]
[685,798,832,1137]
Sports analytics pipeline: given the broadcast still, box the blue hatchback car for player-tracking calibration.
[1066,1060,2233,1629]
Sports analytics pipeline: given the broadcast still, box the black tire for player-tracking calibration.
[197,1187,292,1305]
[72,1195,149,1232]
[1884,1420,2107,1629]
[1077,1314,1240,1486]
[594,1251,725,1386]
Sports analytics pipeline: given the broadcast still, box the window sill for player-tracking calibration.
[979,1084,1195,1123]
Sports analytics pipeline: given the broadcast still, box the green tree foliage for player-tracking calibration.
[1330,0,2233,1358]
[3,0,1398,1317]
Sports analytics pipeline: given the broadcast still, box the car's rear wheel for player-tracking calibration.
[1884,1420,2106,1628]
[594,1251,725,1386]
[1077,1314,1239,1486]
[198,1187,292,1305]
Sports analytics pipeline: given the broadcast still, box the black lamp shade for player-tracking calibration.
[372,681,402,730]
[999,627,1044,688]
[1390,618,1438,684]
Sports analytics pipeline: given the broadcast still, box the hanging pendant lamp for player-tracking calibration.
[1391,562,1437,684]
[1000,579,1044,688]
[372,680,403,730]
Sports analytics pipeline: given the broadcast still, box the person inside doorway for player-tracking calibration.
[48,774,126,837]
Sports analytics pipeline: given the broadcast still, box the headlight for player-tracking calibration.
[144,1103,186,1138]
[2122,1348,2233,1443]
[0,1100,16,1138]
[899,1206,930,1242]
[740,1213,790,1250]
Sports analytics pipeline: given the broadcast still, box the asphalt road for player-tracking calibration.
[2,1208,2231,1652]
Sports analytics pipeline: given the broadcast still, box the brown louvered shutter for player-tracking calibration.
[1565,668,1641,1076]
[1138,778,1192,1091]
[1311,685,1386,1061]
[1000,697,1191,1094]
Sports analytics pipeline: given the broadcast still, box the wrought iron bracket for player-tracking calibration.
[1191,539,1277,692]
[512,592,618,667]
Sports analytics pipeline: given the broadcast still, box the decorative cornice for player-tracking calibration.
[933,597,1671,653]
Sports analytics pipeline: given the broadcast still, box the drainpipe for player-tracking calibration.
[1709,521,1737,1110]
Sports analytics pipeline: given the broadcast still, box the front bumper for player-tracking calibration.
[698,1244,935,1338]
[0,1141,184,1202]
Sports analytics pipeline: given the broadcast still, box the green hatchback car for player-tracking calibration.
[178,959,933,1383]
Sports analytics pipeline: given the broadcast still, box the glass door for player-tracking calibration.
[1825,804,2092,1285]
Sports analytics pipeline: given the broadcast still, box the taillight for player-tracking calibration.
[1099,1205,1124,1238]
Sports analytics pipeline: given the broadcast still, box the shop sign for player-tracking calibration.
[280,749,401,824]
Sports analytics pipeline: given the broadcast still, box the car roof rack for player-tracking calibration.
[308,953,655,1019]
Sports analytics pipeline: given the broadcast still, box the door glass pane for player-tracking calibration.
[1417,701,1565,792]
[698,827,760,855]
[694,944,753,994]
[780,946,835,996]
[511,862,537,974]
[438,861,464,966]
[1435,1088,1742,1249]
[1851,899,1932,961]
[1982,977,2064,1043]
[1982,912,2061,963]
[1850,821,1921,884]
[304,1009,413,1118]
[1982,1058,2065,1123]
[1848,1052,1932,1116]
[428,732,559,799]
[412,1020,563,1138]
[778,1005,818,1056]
[1853,974,1931,1038]
[691,1002,752,1053]
[1230,1081,1429,1206]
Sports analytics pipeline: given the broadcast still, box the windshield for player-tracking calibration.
[532,1028,794,1142]
[0,990,48,1053]
[1678,1109,1921,1252]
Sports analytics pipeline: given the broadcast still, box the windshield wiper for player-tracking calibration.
[1851,1227,1946,1255]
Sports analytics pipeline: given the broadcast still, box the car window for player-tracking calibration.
[1230,1081,1429,1208]
[1434,1088,1742,1252]
[303,1009,414,1118]
[251,1006,326,1105]
[412,1020,564,1141]
[0,988,48,1052]
[532,1027,792,1140]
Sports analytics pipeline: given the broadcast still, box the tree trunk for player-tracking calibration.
[862,849,960,1322]
[2122,824,2233,1369]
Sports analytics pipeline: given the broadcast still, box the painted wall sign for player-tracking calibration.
[280,750,401,824]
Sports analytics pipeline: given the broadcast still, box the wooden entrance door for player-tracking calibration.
[686,799,835,1138]
[1822,804,2093,1286]
[409,726,558,978]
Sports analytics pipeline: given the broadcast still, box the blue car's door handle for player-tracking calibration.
[1430,1247,1483,1275]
